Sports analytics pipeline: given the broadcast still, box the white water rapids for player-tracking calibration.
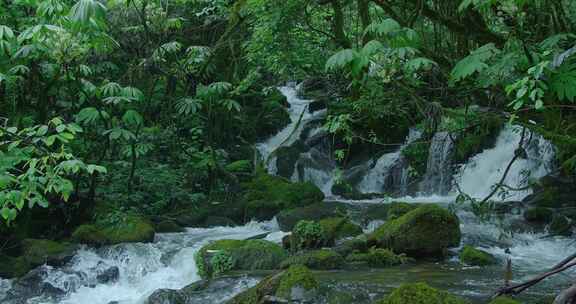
[0,220,283,304]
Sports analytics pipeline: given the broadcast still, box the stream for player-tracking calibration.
[0,84,573,303]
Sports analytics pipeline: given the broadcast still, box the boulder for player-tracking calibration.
[195,239,287,279]
[280,250,345,270]
[376,282,468,304]
[20,239,77,268]
[71,215,155,246]
[346,248,407,267]
[0,254,32,278]
[549,215,573,236]
[203,216,237,227]
[369,204,461,257]
[318,217,362,240]
[333,235,369,257]
[277,202,348,231]
[97,266,120,284]
[155,220,185,233]
[242,171,324,221]
[523,207,553,224]
[228,265,318,304]
[459,245,496,266]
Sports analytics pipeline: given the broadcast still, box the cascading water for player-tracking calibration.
[357,129,422,194]
[455,125,556,201]
[421,131,456,195]
[0,220,282,304]
[256,85,326,175]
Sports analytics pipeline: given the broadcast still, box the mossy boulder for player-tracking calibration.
[369,204,461,257]
[195,239,287,279]
[376,282,468,304]
[334,235,369,257]
[489,297,520,304]
[289,220,331,250]
[523,207,554,224]
[21,239,77,268]
[280,250,345,270]
[242,171,324,221]
[275,145,303,179]
[155,220,185,233]
[459,245,496,266]
[387,202,419,220]
[277,202,348,231]
[319,217,362,240]
[71,215,155,246]
[0,254,32,278]
[549,215,573,236]
[346,248,407,267]
[203,216,237,227]
[228,265,318,304]
[225,160,253,174]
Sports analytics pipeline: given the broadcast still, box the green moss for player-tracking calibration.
[346,248,408,267]
[242,170,324,221]
[369,204,461,257]
[377,282,468,304]
[402,142,430,177]
[524,207,554,223]
[459,245,496,266]
[0,254,31,278]
[280,250,345,270]
[387,202,419,220]
[225,160,252,174]
[72,215,155,246]
[318,217,362,240]
[276,265,318,299]
[195,239,287,279]
[277,201,349,231]
[489,297,520,304]
[155,220,185,233]
[334,235,368,257]
[292,220,328,250]
[21,239,76,267]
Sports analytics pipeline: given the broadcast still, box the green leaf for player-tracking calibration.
[365,19,401,36]
[87,164,107,174]
[175,97,203,115]
[69,0,107,24]
[0,25,15,41]
[122,110,144,126]
[360,40,383,57]
[326,49,357,71]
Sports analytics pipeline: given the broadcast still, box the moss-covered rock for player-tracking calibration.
[252,87,291,141]
[280,250,345,270]
[195,239,287,279]
[203,216,237,227]
[319,217,362,240]
[369,204,461,257]
[242,171,324,221]
[0,254,32,278]
[549,215,573,236]
[523,207,554,223]
[290,220,330,250]
[387,202,419,220]
[459,245,496,266]
[376,282,468,304]
[275,145,303,179]
[489,297,520,304]
[227,265,318,304]
[21,239,77,268]
[346,248,408,267]
[277,202,348,231]
[72,215,155,246]
[334,235,368,257]
[155,220,185,233]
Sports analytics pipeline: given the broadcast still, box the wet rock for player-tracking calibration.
[318,217,362,240]
[333,235,368,258]
[375,282,468,304]
[20,239,77,268]
[459,245,497,266]
[346,248,408,268]
[155,220,185,233]
[196,239,287,279]
[71,215,155,246]
[280,250,345,270]
[97,266,120,284]
[523,207,553,224]
[369,204,461,257]
[276,202,349,231]
[203,216,237,227]
[4,267,66,302]
[275,145,303,179]
[147,288,186,304]
[549,215,573,236]
[228,265,318,304]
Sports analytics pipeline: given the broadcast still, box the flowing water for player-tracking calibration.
[0,221,282,304]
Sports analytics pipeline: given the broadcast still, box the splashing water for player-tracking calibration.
[1,220,281,304]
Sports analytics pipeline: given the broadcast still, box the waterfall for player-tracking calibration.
[0,220,281,304]
[455,125,556,201]
[421,132,456,195]
[256,85,326,174]
[357,129,422,194]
